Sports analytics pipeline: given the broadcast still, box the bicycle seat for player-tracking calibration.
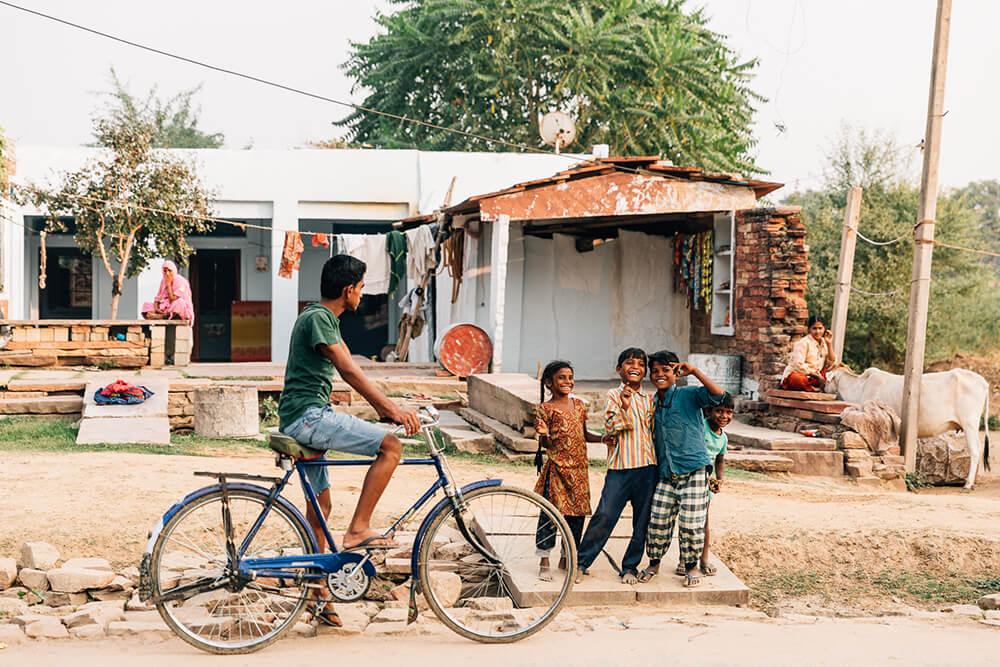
[267,428,325,459]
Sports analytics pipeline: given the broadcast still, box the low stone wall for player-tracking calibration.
[0,320,191,368]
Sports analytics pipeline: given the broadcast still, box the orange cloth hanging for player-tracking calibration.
[311,233,329,248]
[278,230,304,279]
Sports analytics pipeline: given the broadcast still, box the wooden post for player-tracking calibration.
[900,0,952,473]
[831,187,862,363]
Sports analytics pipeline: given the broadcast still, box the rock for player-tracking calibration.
[942,604,984,617]
[61,558,112,572]
[985,610,1000,620]
[725,452,794,473]
[17,568,49,591]
[106,620,173,640]
[838,431,868,449]
[436,542,474,560]
[291,621,316,637]
[464,597,514,611]
[90,589,132,602]
[0,597,30,617]
[363,576,395,602]
[69,624,106,639]
[331,604,370,632]
[0,623,26,645]
[120,566,141,586]
[978,593,1000,610]
[18,542,60,571]
[63,601,125,628]
[11,613,49,627]
[426,571,462,608]
[125,592,153,611]
[1,587,43,606]
[47,567,116,593]
[916,430,972,485]
[103,575,135,592]
[371,607,409,623]
[845,461,873,477]
[0,558,17,590]
[24,616,70,639]
[46,591,89,607]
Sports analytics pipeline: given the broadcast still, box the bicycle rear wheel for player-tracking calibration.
[150,487,313,654]
[417,485,575,643]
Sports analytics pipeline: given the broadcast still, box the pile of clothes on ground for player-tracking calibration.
[94,379,153,405]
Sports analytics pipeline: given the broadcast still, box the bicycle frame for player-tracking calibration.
[144,415,503,601]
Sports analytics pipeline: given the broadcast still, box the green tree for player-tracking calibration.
[24,115,214,319]
[95,68,225,148]
[340,0,763,174]
[952,180,1000,268]
[787,128,999,371]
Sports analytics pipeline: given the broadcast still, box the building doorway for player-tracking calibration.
[39,247,92,319]
[190,249,240,361]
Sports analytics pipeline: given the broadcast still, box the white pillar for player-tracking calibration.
[270,198,298,364]
[488,214,510,372]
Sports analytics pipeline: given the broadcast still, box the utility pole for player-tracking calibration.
[830,187,862,363]
[900,0,952,472]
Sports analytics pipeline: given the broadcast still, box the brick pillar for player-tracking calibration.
[689,206,810,394]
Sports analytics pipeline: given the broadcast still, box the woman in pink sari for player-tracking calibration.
[142,261,195,324]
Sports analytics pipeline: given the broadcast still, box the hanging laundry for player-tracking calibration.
[39,230,48,289]
[672,230,713,312]
[340,233,391,294]
[278,230,304,279]
[442,229,466,304]
[311,233,330,248]
[386,230,407,297]
[404,225,435,283]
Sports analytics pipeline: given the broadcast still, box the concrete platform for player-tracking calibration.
[76,417,171,445]
[467,373,539,432]
[81,381,169,418]
[727,421,836,451]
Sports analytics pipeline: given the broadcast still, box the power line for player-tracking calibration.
[0,0,581,161]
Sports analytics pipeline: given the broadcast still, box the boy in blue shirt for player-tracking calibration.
[637,350,724,588]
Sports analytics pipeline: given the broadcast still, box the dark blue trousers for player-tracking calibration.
[577,465,658,576]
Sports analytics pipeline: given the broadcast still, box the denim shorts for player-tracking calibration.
[280,404,387,493]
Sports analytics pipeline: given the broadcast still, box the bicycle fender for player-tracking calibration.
[409,479,503,581]
[143,482,319,556]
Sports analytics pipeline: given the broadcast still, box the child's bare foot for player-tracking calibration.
[620,571,638,585]
[575,567,589,584]
[557,556,567,571]
[342,529,398,550]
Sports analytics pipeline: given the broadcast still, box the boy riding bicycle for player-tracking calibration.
[278,254,420,555]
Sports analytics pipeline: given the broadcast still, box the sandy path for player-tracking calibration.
[3,608,998,666]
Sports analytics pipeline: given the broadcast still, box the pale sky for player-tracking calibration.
[3,0,998,192]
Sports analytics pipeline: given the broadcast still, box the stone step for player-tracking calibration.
[725,421,836,451]
[467,373,538,432]
[765,396,858,415]
[458,407,537,453]
[0,396,84,414]
[771,406,842,424]
[436,411,495,455]
[764,389,838,402]
[725,452,795,473]
[76,417,171,445]
[743,448,844,477]
[5,380,87,393]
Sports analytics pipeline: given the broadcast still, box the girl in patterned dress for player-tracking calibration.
[534,360,609,581]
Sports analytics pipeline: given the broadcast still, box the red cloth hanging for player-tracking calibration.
[279,230,304,279]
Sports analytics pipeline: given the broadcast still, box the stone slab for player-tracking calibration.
[6,380,87,392]
[725,452,795,473]
[774,450,845,477]
[766,396,857,414]
[726,421,837,451]
[82,380,169,418]
[0,396,83,414]
[467,373,539,432]
[772,406,842,424]
[763,389,838,402]
[76,417,171,445]
[520,539,748,607]
[458,407,537,453]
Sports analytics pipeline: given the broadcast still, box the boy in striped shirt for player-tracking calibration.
[576,348,659,584]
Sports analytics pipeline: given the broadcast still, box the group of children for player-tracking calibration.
[533,348,733,588]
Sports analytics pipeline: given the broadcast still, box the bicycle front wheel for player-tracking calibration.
[417,485,575,643]
[150,487,313,655]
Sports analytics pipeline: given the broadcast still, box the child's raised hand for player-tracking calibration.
[675,362,695,378]
[619,386,633,409]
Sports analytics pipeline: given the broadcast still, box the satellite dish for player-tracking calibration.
[539,111,577,154]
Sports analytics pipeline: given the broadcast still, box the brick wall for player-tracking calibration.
[690,206,810,393]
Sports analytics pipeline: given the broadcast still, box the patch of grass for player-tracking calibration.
[906,471,931,491]
[754,569,825,607]
[726,467,783,483]
[0,416,266,457]
[260,396,279,427]
[868,570,987,604]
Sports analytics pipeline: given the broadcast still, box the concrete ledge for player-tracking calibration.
[0,396,83,414]
[726,421,836,451]
[458,407,536,453]
[76,417,171,445]
[777,450,845,477]
[467,373,539,431]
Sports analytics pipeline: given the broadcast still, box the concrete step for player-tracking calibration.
[467,373,538,433]
[0,396,84,414]
[76,417,171,445]
[765,396,858,415]
[458,407,537,453]
[726,452,795,473]
[82,381,169,419]
[726,421,836,451]
[436,410,495,455]
[5,380,87,393]
[771,406,842,424]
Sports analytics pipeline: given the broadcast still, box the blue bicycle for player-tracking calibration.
[139,407,576,654]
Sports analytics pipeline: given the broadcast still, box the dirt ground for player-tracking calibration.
[2,445,999,618]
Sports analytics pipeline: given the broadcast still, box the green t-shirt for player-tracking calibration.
[704,417,728,459]
[278,303,342,429]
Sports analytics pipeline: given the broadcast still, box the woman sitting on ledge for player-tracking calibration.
[780,315,836,392]
[142,260,194,325]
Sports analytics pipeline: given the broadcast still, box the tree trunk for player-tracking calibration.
[109,292,119,320]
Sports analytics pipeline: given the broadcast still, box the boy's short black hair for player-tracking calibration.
[648,350,680,368]
[321,254,366,299]
[616,347,647,368]
[715,393,735,410]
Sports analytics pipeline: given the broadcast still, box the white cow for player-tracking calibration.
[825,365,991,490]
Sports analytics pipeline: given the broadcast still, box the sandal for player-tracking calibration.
[637,567,658,583]
[538,565,553,582]
[700,561,718,577]
[683,572,701,588]
[311,601,343,627]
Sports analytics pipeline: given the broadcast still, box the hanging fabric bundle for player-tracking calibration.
[278,230,304,279]
[386,230,407,297]
[442,229,465,304]
[39,230,48,289]
[671,230,714,312]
